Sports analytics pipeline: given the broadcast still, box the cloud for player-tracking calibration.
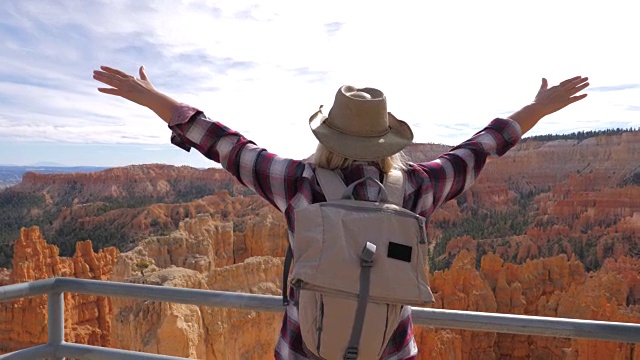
[173,52,258,74]
[324,22,343,37]
[286,67,330,83]
[2,0,640,166]
[588,84,640,92]
[438,123,474,131]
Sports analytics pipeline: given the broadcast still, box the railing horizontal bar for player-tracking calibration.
[55,278,283,312]
[53,278,640,343]
[2,276,640,360]
[57,342,187,360]
[0,278,54,302]
[0,344,54,359]
[411,307,640,343]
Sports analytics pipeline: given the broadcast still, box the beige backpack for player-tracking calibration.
[282,168,435,360]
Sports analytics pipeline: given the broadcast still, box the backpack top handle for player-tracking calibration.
[315,167,404,205]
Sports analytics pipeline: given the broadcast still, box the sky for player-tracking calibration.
[1,0,639,168]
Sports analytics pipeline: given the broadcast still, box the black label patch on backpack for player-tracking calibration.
[387,242,412,262]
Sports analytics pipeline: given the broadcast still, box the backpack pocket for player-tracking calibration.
[298,289,402,360]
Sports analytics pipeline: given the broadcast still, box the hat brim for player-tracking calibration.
[309,110,414,161]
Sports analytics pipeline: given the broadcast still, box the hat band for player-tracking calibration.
[324,120,391,138]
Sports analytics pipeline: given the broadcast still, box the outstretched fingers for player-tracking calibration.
[533,75,591,116]
[568,93,588,104]
[560,76,589,90]
[558,76,583,87]
[97,87,121,96]
[568,81,590,96]
[100,66,133,79]
[93,71,124,89]
[93,65,160,108]
[564,78,589,105]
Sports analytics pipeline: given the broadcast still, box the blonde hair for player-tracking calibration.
[312,143,407,173]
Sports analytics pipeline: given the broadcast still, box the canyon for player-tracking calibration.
[2,224,638,359]
[0,131,639,358]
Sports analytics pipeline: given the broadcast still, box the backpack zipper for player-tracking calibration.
[419,219,427,245]
[297,282,434,306]
[316,294,324,354]
[319,203,427,244]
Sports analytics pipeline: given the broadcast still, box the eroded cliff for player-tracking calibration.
[1,131,638,358]
[414,251,640,359]
[0,227,118,353]
[109,214,285,359]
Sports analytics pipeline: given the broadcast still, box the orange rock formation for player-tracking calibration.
[16,164,245,204]
[2,222,639,359]
[0,227,118,353]
[109,214,285,359]
[414,251,640,360]
[1,132,638,358]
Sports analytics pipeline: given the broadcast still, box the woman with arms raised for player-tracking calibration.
[94,66,588,360]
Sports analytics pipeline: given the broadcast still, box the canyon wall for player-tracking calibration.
[3,225,638,359]
[109,214,286,359]
[1,132,638,358]
[0,227,118,353]
[415,251,640,359]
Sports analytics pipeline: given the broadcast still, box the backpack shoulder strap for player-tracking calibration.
[315,167,347,201]
[282,167,346,305]
[383,169,405,206]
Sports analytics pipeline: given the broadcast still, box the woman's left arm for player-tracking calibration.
[93,65,178,123]
[93,65,311,212]
[169,106,312,212]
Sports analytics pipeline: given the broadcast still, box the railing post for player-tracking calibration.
[47,291,64,360]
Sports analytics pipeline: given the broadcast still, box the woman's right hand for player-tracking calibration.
[93,65,179,123]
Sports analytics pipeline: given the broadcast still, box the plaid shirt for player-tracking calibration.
[169,104,521,359]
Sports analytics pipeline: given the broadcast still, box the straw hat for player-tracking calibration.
[309,85,413,160]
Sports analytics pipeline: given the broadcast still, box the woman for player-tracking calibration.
[93,66,588,359]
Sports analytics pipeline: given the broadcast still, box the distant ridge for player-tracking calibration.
[522,127,639,142]
[29,161,66,167]
[0,165,109,189]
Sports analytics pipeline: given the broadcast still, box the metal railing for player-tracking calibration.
[1,277,639,359]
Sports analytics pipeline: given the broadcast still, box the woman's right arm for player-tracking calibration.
[410,76,589,215]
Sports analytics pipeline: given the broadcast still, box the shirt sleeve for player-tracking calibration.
[168,103,311,212]
[414,118,522,211]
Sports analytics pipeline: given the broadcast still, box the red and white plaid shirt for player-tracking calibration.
[168,104,521,359]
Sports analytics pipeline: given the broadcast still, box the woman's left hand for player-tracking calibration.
[93,65,158,108]
[93,65,179,123]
